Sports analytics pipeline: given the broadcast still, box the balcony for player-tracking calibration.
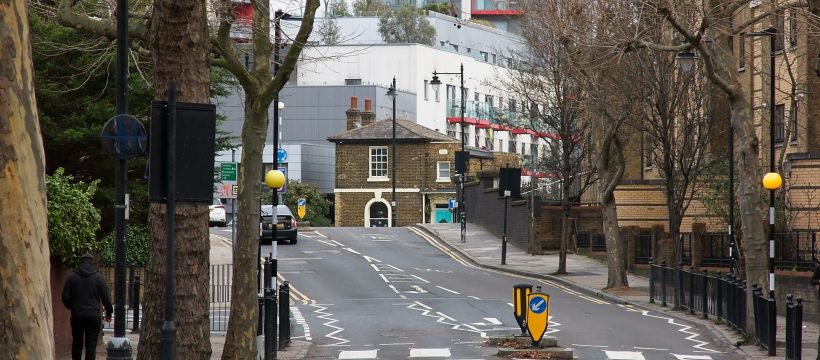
[445,99,553,134]
[472,0,522,15]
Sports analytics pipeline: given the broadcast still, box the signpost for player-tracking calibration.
[297,198,306,220]
[526,292,550,346]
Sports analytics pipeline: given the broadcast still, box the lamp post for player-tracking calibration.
[387,77,398,227]
[430,64,467,242]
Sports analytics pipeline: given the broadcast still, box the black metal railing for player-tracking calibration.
[702,233,732,268]
[785,294,804,360]
[751,283,776,356]
[775,231,817,271]
[633,231,652,264]
[649,260,746,335]
[576,233,607,252]
[680,233,692,265]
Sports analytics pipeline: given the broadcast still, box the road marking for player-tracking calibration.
[672,355,714,359]
[468,296,481,300]
[310,303,349,346]
[436,285,460,294]
[363,255,382,263]
[634,347,668,351]
[408,285,427,293]
[374,264,404,272]
[604,351,646,360]
[378,274,390,283]
[314,238,338,246]
[410,275,430,283]
[379,342,415,346]
[484,317,501,325]
[388,285,400,294]
[623,307,720,353]
[407,227,474,268]
[338,349,378,359]
[409,348,451,358]
[436,312,456,321]
[343,247,360,254]
[572,344,608,348]
[312,230,328,238]
[290,306,311,341]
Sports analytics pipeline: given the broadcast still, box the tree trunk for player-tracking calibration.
[730,95,767,335]
[221,95,269,358]
[0,1,55,356]
[597,128,628,288]
[137,0,212,359]
[556,197,570,274]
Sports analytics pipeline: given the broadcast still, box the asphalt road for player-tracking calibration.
[266,227,745,360]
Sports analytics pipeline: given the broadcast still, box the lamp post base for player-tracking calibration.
[106,336,133,360]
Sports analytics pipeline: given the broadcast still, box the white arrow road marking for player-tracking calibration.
[672,355,714,359]
[409,348,451,358]
[484,317,502,325]
[363,255,382,263]
[604,351,646,360]
[338,350,378,359]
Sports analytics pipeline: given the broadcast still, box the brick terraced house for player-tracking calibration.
[329,97,464,227]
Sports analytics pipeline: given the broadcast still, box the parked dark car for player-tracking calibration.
[260,205,297,244]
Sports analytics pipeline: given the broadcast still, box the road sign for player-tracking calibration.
[277,167,287,194]
[448,198,456,209]
[277,148,288,163]
[214,162,239,199]
[513,284,532,335]
[526,292,550,345]
[220,162,237,182]
[297,197,306,219]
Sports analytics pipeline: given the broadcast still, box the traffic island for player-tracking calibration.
[488,335,574,359]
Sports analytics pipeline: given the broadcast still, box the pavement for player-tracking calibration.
[89,223,818,359]
[415,222,820,360]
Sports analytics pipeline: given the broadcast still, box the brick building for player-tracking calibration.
[329,97,464,227]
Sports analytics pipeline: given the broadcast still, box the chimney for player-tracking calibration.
[361,98,375,127]
[346,96,361,131]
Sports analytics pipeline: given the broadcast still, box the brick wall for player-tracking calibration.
[465,177,530,249]
[786,154,820,229]
[335,191,423,227]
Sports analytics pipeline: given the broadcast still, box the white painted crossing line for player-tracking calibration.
[604,351,646,360]
[290,306,311,341]
[409,348,451,358]
[672,355,714,359]
[436,285,460,294]
[483,317,502,325]
[338,349,378,359]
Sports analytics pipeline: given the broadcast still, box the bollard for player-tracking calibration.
[512,284,532,335]
[688,266,695,315]
[786,294,794,359]
[132,275,141,332]
[264,288,277,360]
[649,258,656,302]
[661,261,667,307]
[794,298,803,359]
[701,269,708,319]
[279,281,291,348]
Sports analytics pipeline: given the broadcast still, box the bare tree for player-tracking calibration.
[500,33,596,274]
[0,0,55,357]
[53,0,320,357]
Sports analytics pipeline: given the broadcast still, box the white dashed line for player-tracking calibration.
[436,286,460,294]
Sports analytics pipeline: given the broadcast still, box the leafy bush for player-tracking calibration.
[98,224,150,267]
[46,168,102,266]
[280,180,332,226]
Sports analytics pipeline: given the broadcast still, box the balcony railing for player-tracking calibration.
[472,0,522,12]
[445,99,545,131]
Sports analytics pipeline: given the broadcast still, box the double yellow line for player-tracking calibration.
[407,227,474,268]
[277,274,314,305]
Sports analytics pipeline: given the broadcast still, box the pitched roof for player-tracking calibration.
[328,119,459,143]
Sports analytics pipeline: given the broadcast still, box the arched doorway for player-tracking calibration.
[366,200,390,227]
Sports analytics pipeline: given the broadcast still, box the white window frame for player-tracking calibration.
[437,161,451,182]
[368,146,389,181]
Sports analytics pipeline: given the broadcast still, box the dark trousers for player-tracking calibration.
[71,316,101,360]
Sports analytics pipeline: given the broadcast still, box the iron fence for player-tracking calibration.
[633,231,652,264]
[649,261,746,335]
[751,283,776,356]
[785,294,804,360]
[702,233,732,268]
[100,264,235,332]
[775,231,817,271]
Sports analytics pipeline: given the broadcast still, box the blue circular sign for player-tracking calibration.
[277,148,288,162]
[528,296,547,314]
[297,198,306,206]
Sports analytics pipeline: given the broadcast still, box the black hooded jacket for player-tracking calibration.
[61,259,113,319]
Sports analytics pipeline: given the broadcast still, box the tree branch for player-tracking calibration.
[56,0,148,43]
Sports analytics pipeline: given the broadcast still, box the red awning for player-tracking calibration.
[511,128,529,135]
[475,120,490,129]
[447,117,479,125]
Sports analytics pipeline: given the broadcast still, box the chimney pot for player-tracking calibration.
[350,96,358,109]
[364,98,372,112]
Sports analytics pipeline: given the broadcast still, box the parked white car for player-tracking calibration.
[209,199,227,227]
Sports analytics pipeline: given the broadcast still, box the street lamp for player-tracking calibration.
[430,64,467,242]
[387,77,398,227]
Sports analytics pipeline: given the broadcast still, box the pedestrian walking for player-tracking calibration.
[62,254,113,360]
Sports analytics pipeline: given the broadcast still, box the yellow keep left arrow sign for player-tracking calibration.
[526,292,550,345]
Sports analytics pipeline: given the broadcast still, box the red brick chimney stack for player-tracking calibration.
[361,98,375,127]
[346,96,361,131]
